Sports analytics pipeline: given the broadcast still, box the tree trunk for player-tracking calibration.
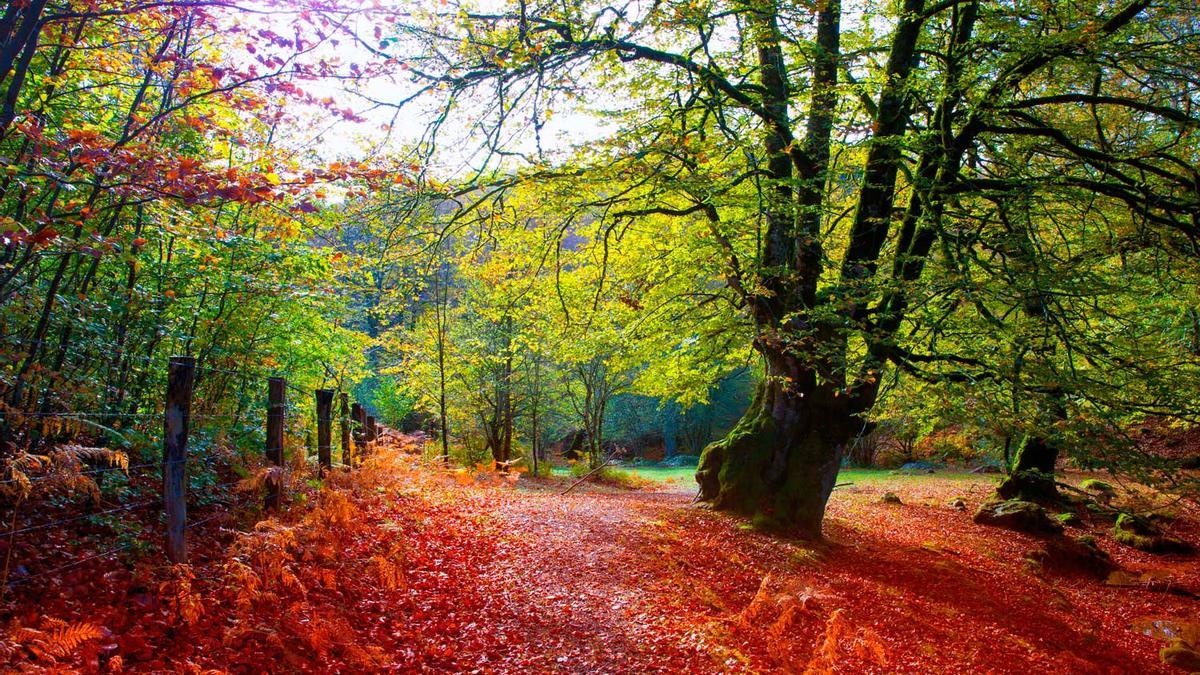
[696,350,857,538]
[996,436,1059,502]
[998,389,1066,503]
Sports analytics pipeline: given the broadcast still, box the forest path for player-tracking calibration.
[478,486,722,672]
[435,471,1194,674]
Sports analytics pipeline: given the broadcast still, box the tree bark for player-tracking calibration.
[697,347,858,538]
[997,389,1065,501]
[996,435,1060,502]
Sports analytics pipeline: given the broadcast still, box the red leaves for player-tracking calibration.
[29,227,59,246]
[9,441,1183,673]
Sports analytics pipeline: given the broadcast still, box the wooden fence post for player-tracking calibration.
[339,392,351,468]
[366,415,377,446]
[163,356,195,564]
[316,389,333,476]
[266,376,285,510]
[351,402,366,459]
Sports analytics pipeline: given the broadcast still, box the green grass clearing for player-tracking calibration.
[551,465,985,492]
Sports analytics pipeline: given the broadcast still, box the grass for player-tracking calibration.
[551,465,986,492]
[551,465,699,490]
[620,466,698,490]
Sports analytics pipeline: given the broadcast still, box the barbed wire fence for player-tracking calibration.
[0,349,381,591]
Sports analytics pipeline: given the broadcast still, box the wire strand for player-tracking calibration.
[0,500,159,539]
[6,542,135,587]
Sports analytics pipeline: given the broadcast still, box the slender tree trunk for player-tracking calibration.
[530,353,541,475]
[434,268,450,462]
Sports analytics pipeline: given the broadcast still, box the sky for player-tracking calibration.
[218,0,615,181]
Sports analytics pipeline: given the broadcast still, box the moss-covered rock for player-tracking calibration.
[1025,534,1115,578]
[948,497,967,511]
[1161,640,1200,671]
[973,499,1063,535]
[1113,513,1195,554]
[1079,478,1116,494]
[880,492,902,505]
[1056,512,1082,527]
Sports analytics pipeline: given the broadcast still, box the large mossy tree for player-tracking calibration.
[377,0,1200,537]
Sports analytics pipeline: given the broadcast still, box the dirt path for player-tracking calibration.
[482,489,712,672]
[438,476,1198,674]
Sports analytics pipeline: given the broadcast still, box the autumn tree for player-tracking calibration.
[0,1,386,457]
[361,0,1200,535]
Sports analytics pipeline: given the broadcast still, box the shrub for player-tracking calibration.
[846,432,881,467]
[911,426,997,465]
[595,466,651,489]
[522,457,554,478]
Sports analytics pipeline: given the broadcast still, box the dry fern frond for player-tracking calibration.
[12,453,50,472]
[320,490,356,528]
[38,416,90,440]
[0,466,32,501]
[240,466,288,494]
[13,617,104,660]
[223,560,262,611]
[56,445,128,472]
[802,608,887,673]
[160,565,205,627]
[279,567,307,597]
[368,555,405,591]
[316,567,338,590]
[346,643,387,669]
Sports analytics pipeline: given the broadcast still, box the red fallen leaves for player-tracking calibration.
[3,449,1197,673]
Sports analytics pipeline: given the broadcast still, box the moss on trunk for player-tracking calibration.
[696,375,850,539]
[997,436,1060,502]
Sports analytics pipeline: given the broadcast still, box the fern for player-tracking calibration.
[0,466,32,501]
[12,617,104,660]
[57,444,129,472]
[223,560,263,610]
[369,555,406,591]
[804,609,848,675]
[160,565,206,627]
[803,608,887,673]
